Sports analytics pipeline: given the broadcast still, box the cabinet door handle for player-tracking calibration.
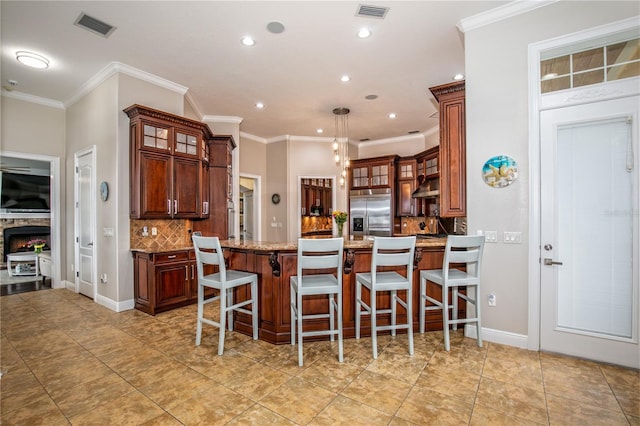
[191,264,195,279]
[203,202,209,215]
[168,199,171,215]
[167,255,177,259]
[185,265,188,281]
[174,200,178,215]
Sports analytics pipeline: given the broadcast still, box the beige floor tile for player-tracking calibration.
[226,403,296,425]
[396,386,473,425]
[52,373,135,418]
[309,395,392,425]
[546,393,629,425]
[4,288,639,426]
[475,377,548,424]
[298,356,363,393]
[221,361,293,401]
[69,389,165,425]
[167,383,254,425]
[469,404,543,425]
[259,376,337,424]
[341,370,412,416]
[415,364,480,404]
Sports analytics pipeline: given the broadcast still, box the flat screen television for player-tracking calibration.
[0,171,51,213]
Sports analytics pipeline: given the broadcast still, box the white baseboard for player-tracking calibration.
[465,324,529,349]
[60,282,134,313]
[96,293,135,312]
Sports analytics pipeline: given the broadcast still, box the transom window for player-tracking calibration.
[540,37,639,94]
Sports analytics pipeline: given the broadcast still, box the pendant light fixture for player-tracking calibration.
[332,107,350,186]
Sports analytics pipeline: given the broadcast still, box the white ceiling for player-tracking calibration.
[1,1,510,143]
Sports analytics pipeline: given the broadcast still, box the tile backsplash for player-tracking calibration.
[130,219,192,251]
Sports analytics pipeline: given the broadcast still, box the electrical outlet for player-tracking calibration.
[485,230,498,243]
[504,231,522,244]
[100,273,108,283]
[488,293,496,306]
[151,227,158,236]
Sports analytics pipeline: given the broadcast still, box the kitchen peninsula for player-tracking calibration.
[214,236,457,345]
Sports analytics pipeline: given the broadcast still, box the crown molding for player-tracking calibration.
[355,132,426,148]
[202,115,243,125]
[1,90,64,109]
[458,0,559,33]
[65,62,188,108]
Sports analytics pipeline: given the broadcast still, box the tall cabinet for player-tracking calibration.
[429,81,466,217]
[125,104,213,219]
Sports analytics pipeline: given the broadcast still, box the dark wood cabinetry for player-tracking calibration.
[301,178,332,216]
[396,157,418,216]
[125,104,213,220]
[350,155,397,190]
[430,81,466,217]
[133,249,197,315]
[194,134,236,238]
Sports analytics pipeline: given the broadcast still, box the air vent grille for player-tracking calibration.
[356,4,389,19]
[74,13,116,38]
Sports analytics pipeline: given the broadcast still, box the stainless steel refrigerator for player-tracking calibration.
[349,189,392,237]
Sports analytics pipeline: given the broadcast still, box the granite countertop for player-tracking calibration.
[131,236,447,254]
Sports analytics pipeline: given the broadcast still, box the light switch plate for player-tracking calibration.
[485,230,498,243]
[504,231,522,244]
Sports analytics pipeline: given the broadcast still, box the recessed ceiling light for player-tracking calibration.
[255,102,264,109]
[388,113,397,119]
[365,94,378,100]
[341,75,350,82]
[241,36,256,47]
[357,28,371,39]
[316,129,323,134]
[453,73,464,80]
[16,51,49,69]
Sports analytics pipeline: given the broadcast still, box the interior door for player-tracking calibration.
[75,149,96,299]
[244,191,254,240]
[540,97,639,368]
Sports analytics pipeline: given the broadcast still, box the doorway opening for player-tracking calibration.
[239,174,261,241]
[0,151,61,292]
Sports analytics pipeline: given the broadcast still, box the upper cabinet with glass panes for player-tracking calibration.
[540,38,639,94]
[125,104,211,163]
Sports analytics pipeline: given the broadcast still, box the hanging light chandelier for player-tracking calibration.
[332,107,350,186]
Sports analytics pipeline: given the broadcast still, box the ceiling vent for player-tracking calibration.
[356,4,389,19]
[74,13,116,38]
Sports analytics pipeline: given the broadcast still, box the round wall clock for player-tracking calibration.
[271,193,281,204]
[482,155,518,188]
[100,181,109,201]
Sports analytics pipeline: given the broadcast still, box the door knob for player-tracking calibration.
[543,258,563,266]
[544,244,552,251]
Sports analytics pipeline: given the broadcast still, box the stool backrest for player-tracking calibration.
[443,235,485,279]
[371,236,416,277]
[297,238,344,278]
[192,235,226,280]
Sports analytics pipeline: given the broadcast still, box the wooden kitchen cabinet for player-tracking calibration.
[396,157,418,216]
[350,155,398,190]
[429,81,466,217]
[194,134,236,238]
[133,250,197,315]
[125,104,213,220]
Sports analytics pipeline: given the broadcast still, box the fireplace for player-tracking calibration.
[2,225,51,264]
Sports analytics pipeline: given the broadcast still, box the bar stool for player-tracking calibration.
[419,235,485,351]
[355,236,416,359]
[290,238,344,367]
[192,235,259,355]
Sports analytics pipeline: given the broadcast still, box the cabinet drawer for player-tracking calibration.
[153,251,189,263]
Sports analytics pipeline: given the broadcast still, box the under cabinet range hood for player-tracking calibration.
[411,180,439,198]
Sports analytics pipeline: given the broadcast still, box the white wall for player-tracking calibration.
[464,1,639,336]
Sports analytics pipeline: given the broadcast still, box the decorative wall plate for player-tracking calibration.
[100,181,109,201]
[482,155,518,188]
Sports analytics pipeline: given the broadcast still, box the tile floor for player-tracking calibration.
[1,288,638,425]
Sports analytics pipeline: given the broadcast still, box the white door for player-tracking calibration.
[540,96,639,368]
[75,149,96,299]
[244,191,254,240]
